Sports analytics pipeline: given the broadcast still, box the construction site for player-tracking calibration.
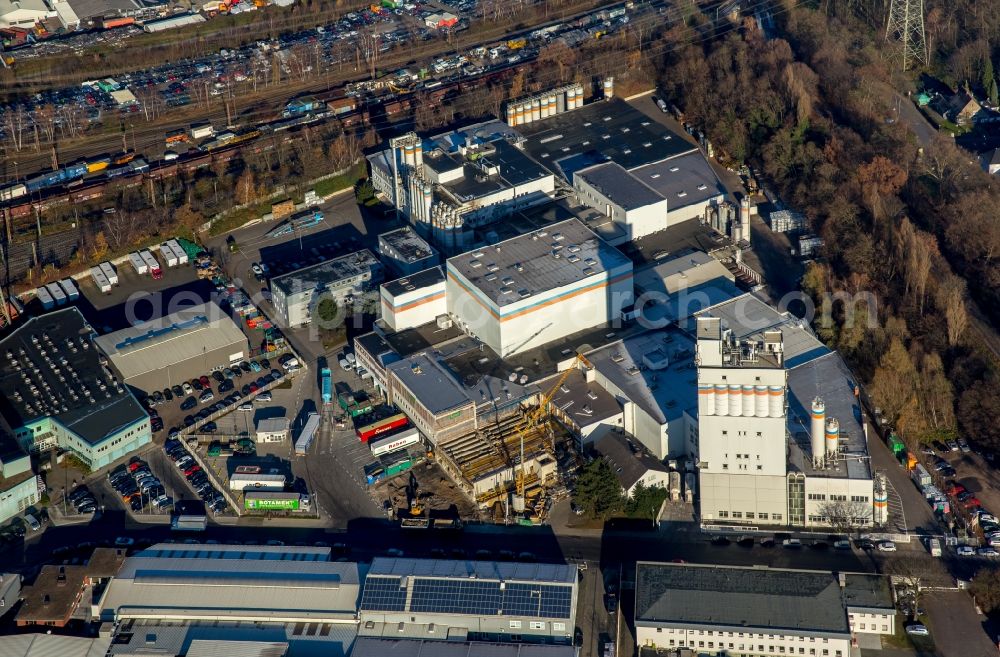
[384,355,591,525]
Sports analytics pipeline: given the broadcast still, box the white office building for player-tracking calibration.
[635,562,862,657]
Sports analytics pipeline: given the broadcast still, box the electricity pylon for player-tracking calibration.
[885,0,927,71]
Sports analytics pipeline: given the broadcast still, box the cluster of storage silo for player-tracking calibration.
[809,396,843,468]
[504,83,585,127]
[698,381,784,418]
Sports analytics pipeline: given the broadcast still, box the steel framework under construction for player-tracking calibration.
[433,354,592,516]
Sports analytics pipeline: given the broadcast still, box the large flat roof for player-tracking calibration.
[0,635,111,657]
[786,352,872,480]
[574,161,665,210]
[842,573,894,612]
[352,638,577,657]
[94,301,248,383]
[102,553,360,621]
[586,328,697,425]
[107,619,356,657]
[270,249,380,297]
[688,293,830,369]
[381,266,445,299]
[387,352,472,415]
[631,250,742,324]
[361,558,575,621]
[379,227,438,265]
[630,150,726,211]
[447,218,630,308]
[0,308,146,445]
[635,563,851,636]
[518,98,696,179]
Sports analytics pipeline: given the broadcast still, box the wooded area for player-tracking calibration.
[656,1,999,452]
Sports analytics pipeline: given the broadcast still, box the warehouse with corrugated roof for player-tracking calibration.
[94,301,248,392]
[97,543,360,624]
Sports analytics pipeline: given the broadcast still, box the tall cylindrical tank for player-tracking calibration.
[576,84,585,107]
[531,98,541,121]
[768,385,784,417]
[698,384,715,417]
[755,385,768,416]
[669,471,681,502]
[522,102,533,124]
[514,104,524,125]
[873,472,888,526]
[568,87,577,110]
[413,140,423,168]
[547,94,557,117]
[811,397,826,466]
[714,384,728,416]
[684,472,696,503]
[742,385,755,416]
[422,183,433,223]
[825,417,840,459]
[403,142,415,167]
[728,384,741,416]
[506,105,516,126]
[603,76,614,99]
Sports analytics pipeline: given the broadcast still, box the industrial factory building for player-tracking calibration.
[378,226,440,276]
[269,250,383,328]
[367,125,555,252]
[98,543,360,625]
[94,301,249,393]
[635,563,860,656]
[0,308,150,470]
[379,266,447,332]
[359,558,578,644]
[690,294,876,529]
[516,95,727,243]
[445,218,633,357]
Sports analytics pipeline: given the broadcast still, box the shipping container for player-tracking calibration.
[35,285,55,310]
[229,473,285,491]
[45,282,67,306]
[190,123,215,139]
[166,239,188,264]
[294,412,320,455]
[128,251,148,274]
[0,183,27,201]
[140,249,161,278]
[171,514,207,531]
[321,367,332,404]
[370,428,420,457]
[888,432,905,456]
[244,491,301,511]
[912,463,932,488]
[58,278,80,301]
[159,243,179,267]
[100,16,135,28]
[87,156,111,173]
[99,261,118,285]
[90,266,112,293]
[338,392,373,418]
[357,412,408,442]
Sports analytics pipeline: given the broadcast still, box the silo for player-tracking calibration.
[506,105,516,126]
[742,385,755,416]
[514,103,525,125]
[810,397,826,466]
[698,384,715,416]
[531,98,541,121]
[873,472,888,525]
[768,385,784,417]
[547,94,557,117]
[755,385,769,416]
[403,141,415,167]
[422,183,433,224]
[520,102,532,124]
[414,139,423,168]
[728,384,741,416]
[714,384,728,416]
[567,87,577,110]
[825,417,840,459]
[603,76,614,99]
[555,89,566,114]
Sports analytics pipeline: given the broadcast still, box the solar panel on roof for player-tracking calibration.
[410,579,502,615]
[360,576,407,612]
[503,583,573,619]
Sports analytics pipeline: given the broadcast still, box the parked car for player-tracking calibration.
[956,545,976,556]
[947,440,960,451]
[199,390,214,403]
[958,438,971,453]
[978,547,999,557]
[905,624,929,636]
[877,540,897,552]
[180,396,197,410]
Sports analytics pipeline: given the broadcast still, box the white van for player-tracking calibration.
[24,514,41,532]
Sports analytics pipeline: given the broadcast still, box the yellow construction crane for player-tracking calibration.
[510,353,593,498]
